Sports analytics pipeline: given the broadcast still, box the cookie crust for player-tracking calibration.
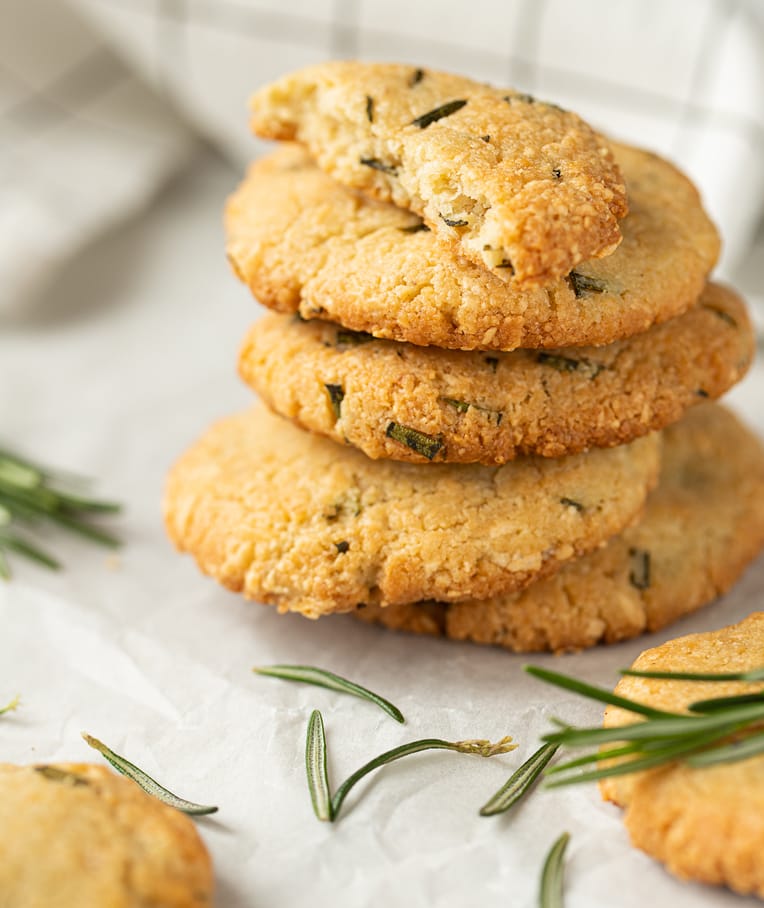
[226,142,718,351]
[355,405,764,653]
[250,62,627,284]
[239,283,752,464]
[600,612,764,898]
[163,405,659,618]
[0,762,213,908]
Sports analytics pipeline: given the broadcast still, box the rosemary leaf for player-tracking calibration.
[82,734,218,815]
[687,728,764,767]
[386,422,443,460]
[330,735,515,820]
[621,666,764,683]
[254,664,405,723]
[0,533,60,570]
[689,692,764,713]
[324,384,345,420]
[440,215,469,227]
[539,832,570,908]
[0,694,20,716]
[410,99,467,129]
[525,666,680,719]
[399,222,430,234]
[479,742,558,816]
[35,765,89,786]
[569,272,607,298]
[306,710,333,821]
[359,157,398,176]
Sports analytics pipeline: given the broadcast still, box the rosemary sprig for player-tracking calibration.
[539,832,570,908]
[304,709,515,822]
[82,733,218,815]
[0,694,20,716]
[525,665,764,786]
[479,742,559,816]
[254,664,404,723]
[0,447,120,577]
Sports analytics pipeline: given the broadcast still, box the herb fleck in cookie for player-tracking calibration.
[355,405,764,652]
[226,142,718,351]
[0,762,213,907]
[163,405,660,618]
[239,284,751,464]
[249,62,627,284]
[600,612,764,898]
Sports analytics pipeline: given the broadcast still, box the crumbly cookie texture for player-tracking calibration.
[226,142,718,351]
[355,404,764,652]
[239,284,752,464]
[600,612,764,899]
[249,62,627,285]
[163,405,659,618]
[0,762,213,908]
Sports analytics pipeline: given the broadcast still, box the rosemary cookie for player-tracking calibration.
[249,62,627,284]
[355,404,764,652]
[600,612,764,898]
[0,762,213,907]
[163,405,660,618]
[239,284,751,464]
[226,142,718,351]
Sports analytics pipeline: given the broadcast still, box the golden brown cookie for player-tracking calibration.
[239,283,751,464]
[355,405,764,652]
[163,404,660,618]
[600,612,764,898]
[249,62,627,284]
[0,762,213,907]
[226,142,718,351]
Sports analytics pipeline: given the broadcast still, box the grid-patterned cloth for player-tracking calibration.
[3,0,764,315]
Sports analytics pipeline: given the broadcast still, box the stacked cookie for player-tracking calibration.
[165,62,764,653]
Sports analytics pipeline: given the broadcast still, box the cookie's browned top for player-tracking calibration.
[250,61,627,284]
[226,142,718,351]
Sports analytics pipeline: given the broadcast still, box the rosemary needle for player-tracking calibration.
[82,734,218,816]
[479,742,559,816]
[254,664,404,723]
[621,666,764,683]
[306,710,332,821]
[539,832,570,908]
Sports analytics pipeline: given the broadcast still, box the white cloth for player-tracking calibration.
[2,0,764,316]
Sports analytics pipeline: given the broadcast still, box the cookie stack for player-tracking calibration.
[164,62,764,653]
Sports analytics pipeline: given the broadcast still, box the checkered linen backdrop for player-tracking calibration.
[2,0,763,314]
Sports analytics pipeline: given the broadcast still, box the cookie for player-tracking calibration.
[600,612,764,898]
[0,762,213,907]
[163,405,660,618]
[239,283,752,464]
[249,62,627,284]
[225,142,719,351]
[354,404,764,652]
